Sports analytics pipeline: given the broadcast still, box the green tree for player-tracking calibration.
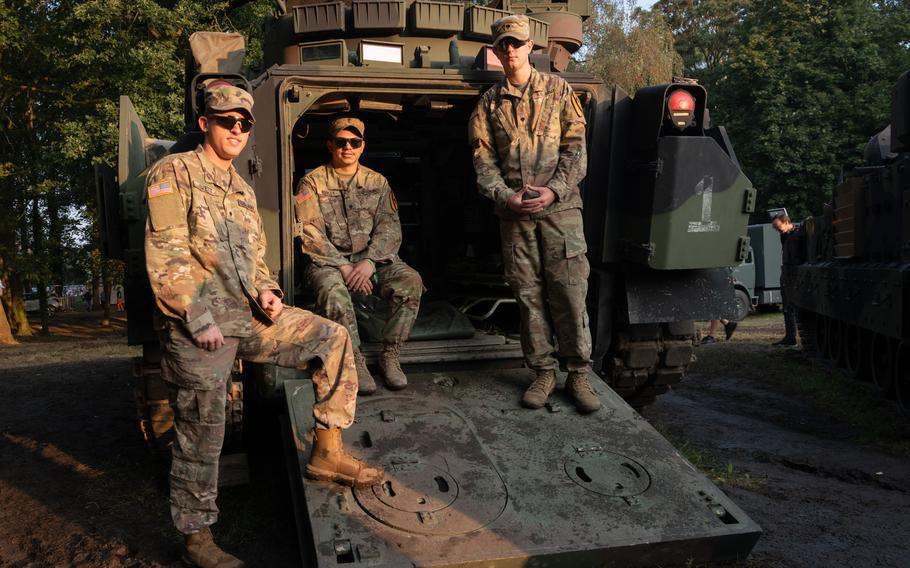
[655,0,910,219]
[654,0,749,81]
[579,0,683,95]
[0,0,272,336]
[715,0,910,218]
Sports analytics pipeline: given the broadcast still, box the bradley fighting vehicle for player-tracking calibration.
[783,70,910,414]
[97,0,761,565]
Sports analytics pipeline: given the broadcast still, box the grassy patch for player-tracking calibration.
[657,425,768,492]
[694,317,910,456]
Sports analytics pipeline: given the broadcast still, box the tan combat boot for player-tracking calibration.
[566,370,602,414]
[353,347,377,395]
[182,527,244,568]
[306,427,383,487]
[379,342,407,390]
[521,369,557,409]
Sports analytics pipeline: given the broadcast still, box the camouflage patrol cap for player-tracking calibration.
[491,15,530,48]
[205,84,254,120]
[329,117,365,138]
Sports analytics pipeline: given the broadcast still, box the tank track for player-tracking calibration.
[602,321,697,409]
[796,308,909,413]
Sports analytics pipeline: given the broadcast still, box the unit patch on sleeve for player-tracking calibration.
[571,93,584,118]
[148,180,174,199]
[388,191,398,212]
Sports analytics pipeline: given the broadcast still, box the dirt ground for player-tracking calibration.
[642,315,910,567]
[1,311,909,567]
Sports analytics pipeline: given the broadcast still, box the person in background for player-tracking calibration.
[701,319,737,345]
[772,212,798,346]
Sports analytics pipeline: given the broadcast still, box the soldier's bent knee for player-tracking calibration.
[400,270,424,296]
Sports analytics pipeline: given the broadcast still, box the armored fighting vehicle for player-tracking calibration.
[782,70,910,413]
[97,0,761,564]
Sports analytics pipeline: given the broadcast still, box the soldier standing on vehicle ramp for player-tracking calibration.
[145,84,381,568]
[295,117,423,394]
[469,15,601,414]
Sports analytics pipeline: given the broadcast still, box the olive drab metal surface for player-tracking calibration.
[784,69,910,412]
[286,370,761,566]
[96,1,764,564]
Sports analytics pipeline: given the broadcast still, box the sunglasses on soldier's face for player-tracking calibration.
[333,137,364,149]
[495,38,527,53]
[207,114,255,133]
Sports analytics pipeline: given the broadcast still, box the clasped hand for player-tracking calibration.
[339,260,374,294]
[507,185,556,215]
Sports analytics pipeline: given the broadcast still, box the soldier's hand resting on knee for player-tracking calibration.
[259,290,284,319]
[195,324,225,351]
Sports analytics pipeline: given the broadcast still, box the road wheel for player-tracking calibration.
[733,289,750,322]
[828,319,844,368]
[871,333,895,393]
[895,341,910,413]
[843,325,861,375]
[797,309,819,354]
[816,315,830,360]
[854,328,874,382]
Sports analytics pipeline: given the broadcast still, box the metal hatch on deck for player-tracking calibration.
[285,369,761,567]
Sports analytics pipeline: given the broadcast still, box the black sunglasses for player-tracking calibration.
[495,38,527,53]
[207,114,255,133]
[333,137,364,149]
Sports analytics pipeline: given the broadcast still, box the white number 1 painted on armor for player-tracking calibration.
[688,175,720,233]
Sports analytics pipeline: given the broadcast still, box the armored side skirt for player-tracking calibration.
[284,369,760,567]
[787,261,910,339]
[625,266,738,324]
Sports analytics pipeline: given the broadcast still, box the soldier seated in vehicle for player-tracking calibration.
[295,117,424,394]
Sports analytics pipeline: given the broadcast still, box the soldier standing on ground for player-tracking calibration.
[468,15,600,414]
[145,85,381,568]
[772,212,798,346]
[295,117,423,394]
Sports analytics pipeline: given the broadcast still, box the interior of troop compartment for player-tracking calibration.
[289,90,524,355]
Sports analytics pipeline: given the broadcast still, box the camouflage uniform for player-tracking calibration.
[469,67,592,372]
[295,164,422,347]
[145,146,358,534]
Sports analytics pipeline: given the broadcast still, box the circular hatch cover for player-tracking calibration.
[564,450,651,497]
[353,461,506,536]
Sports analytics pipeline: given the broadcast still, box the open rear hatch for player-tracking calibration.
[284,369,761,567]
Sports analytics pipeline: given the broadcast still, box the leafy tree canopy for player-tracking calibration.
[655,0,910,219]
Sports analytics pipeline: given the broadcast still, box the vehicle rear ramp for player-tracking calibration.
[284,369,760,567]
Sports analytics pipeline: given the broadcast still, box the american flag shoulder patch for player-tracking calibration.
[148,180,174,198]
[295,189,313,204]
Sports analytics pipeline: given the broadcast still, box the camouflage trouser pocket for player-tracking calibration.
[549,234,589,287]
[503,238,539,290]
[160,324,238,390]
[169,386,227,480]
